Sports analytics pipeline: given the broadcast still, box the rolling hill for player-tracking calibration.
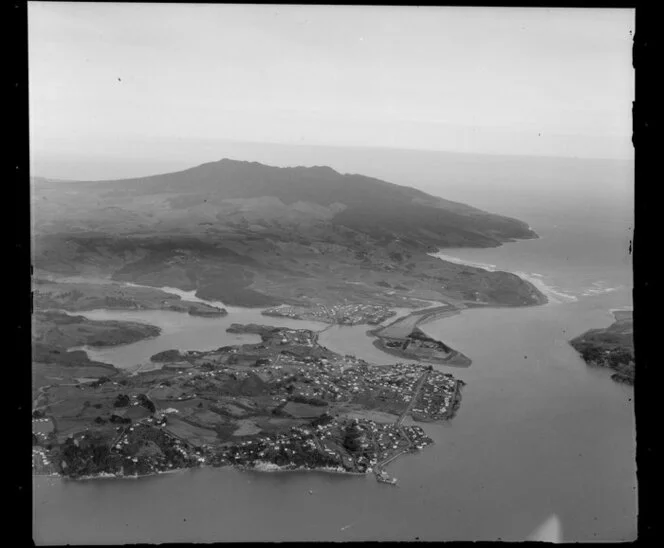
[31,159,545,308]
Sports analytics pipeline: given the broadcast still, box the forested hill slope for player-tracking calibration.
[32,159,545,308]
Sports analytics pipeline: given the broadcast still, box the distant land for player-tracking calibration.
[32,158,546,309]
[569,311,634,385]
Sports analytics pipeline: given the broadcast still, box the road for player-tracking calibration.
[374,366,431,481]
[396,367,431,427]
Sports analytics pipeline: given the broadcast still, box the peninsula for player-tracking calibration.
[31,159,548,483]
[569,310,634,385]
[33,322,464,484]
[33,278,227,317]
[32,160,546,310]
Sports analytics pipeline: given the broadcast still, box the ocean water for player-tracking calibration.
[33,156,635,543]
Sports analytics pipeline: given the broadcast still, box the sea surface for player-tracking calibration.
[33,157,635,543]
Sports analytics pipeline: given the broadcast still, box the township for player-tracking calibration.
[33,323,464,484]
[262,303,396,325]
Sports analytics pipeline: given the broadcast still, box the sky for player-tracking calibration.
[28,3,634,179]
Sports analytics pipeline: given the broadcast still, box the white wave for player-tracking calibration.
[428,252,497,272]
[580,281,623,297]
[513,271,578,304]
[429,252,578,304]
[610,306,633,313]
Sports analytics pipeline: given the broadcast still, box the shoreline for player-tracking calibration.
[361,305,470,366]
[36,462,369,482]
[33,256,552,484]
[242,462,367,476]
[429,249,581,305]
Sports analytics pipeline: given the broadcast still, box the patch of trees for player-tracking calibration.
[110,414,132,424]
[342,424,367,453]
[150,349,183,363]
[137,393,156,413]
[607,348,634,368]
[290,394,327,407]
[311,413,335,428]
[90,376,112,388]
[59,433,122,477]
[114,394,130,407]
[408,329,451,352]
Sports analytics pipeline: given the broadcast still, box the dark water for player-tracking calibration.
[33,157,635,543]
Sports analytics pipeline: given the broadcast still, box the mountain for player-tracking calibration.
[33,158,536,246]
[31,159,545,308]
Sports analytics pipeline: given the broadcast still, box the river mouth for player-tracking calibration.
[33,263,635,542]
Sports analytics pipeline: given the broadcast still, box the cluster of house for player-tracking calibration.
[262,303,395,326]
[32,447,53,471]
[338,419,432,463]
[326,362,421,405]
[217,416,436,474]
[218,418,374,473]
[410,370,459,420]
[274,328,315,347]
[285,364,344,402]
[325,304,395,326]
[108,420,204,475]
[224,349,459,423]
[219,425,352,471]
[32,417,54,433]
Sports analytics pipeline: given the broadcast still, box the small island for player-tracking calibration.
[569,310,634,385]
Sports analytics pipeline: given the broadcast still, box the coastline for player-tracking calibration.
[362,305,469,366]
[33,247,550,484]
[346,246,557,367]
[244,462,366,476]
[42,462,369,482]
[429,249,580,305]
[37,467,190,482]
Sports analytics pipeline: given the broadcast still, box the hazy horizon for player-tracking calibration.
[32,139,635,181]
[30,139,634,225]
[29,4,634,175]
